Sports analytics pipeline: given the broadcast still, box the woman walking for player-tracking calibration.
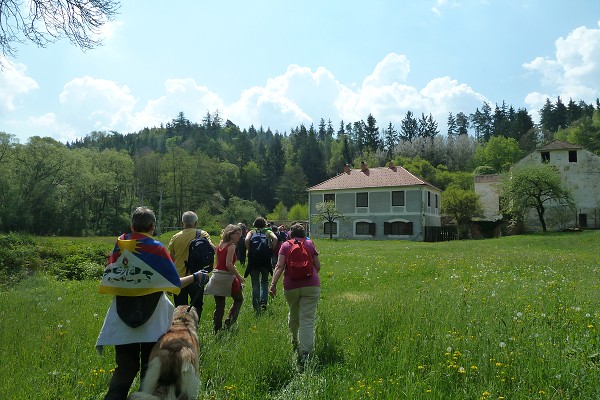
[211,224,245,333]
[269,223,321,369]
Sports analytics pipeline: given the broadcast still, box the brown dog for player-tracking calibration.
[129,305,200,400]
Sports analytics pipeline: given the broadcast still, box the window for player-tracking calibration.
[435,193,439,209]
[356,192,368,207]
[356,222,376,236]
[569,150,578,162]
[324,193,335,203]
[324,222,337,235]
[427,191,432,207]
[384,221,413,235]
[579,213,588,228]
[541,152,550,163]
[392,191,405,206]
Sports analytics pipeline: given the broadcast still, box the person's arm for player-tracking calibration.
[180,271,208,287]
[269,231,278,249]
[312,254,321,273]
[226,244,245,284]
[269,254,286,297]
[202,230,217,251]
[245,231,252,248]
[167,237,176,261]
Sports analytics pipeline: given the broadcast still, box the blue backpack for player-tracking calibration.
[248,229,271,263]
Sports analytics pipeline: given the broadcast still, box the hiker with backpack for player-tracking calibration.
[272,225,288,269]
[168,211,215,318]
[269,223,321,370]
[245,216,278,312]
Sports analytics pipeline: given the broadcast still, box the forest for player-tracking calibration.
[1,96,599,236]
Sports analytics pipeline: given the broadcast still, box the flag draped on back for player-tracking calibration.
[99,232,181,296]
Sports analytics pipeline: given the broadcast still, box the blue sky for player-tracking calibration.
[1,0,600,143]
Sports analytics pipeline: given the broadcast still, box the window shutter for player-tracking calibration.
[384,222,390,235]
[369,223,376,236]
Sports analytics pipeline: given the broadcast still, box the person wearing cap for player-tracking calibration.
[168,211,215,316]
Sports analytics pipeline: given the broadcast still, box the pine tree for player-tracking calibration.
[400,111,418,142]
[447,112,458,137]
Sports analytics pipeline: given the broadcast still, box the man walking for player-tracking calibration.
[168,211,215,317]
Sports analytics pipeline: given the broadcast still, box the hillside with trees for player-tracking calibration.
[1,98,599,236]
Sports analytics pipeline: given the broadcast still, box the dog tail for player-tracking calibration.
[179,347,200,397]
[136,348,198,399]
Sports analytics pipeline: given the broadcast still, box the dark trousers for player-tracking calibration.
[173,282,204,318]
[104,342,155,400]
[213,291,243,332]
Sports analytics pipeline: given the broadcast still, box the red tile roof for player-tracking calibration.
[308,166,440,191]
[538,139,582,151]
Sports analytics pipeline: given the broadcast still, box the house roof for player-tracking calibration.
[308,165,440,192]
[537,139,583,151]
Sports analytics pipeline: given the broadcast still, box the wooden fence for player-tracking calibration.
[424,226,458,242]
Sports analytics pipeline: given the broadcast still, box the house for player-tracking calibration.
[307,162,441,240]
[474,139,600,231]
[474,174,502,221]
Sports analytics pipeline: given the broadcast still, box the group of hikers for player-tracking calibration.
[96,207,321,400]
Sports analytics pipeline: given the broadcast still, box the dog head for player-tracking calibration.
[173,305,199,329]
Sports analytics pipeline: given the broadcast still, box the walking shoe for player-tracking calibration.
[297,352,310,372]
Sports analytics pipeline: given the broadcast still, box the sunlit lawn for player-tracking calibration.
[1,231,599,399]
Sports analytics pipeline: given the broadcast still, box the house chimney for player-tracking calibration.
[360,161,368,173]
[388,161,396,171]
[343,164,351,174]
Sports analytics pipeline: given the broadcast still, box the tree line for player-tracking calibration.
[1,97,599,237]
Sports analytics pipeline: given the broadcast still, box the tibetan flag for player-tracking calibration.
[99,232,181,296]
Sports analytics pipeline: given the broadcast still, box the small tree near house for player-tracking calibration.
[441,185,483,239]
[500,163,574,232]
[312,201,348,239]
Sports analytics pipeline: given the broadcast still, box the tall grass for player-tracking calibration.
[1,232,599,399]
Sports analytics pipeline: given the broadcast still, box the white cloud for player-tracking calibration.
[59,76,137,132]
[340,53,485,129]
[0,56,38,111]
[225,64,343,130]
[524,21,600,114]
[2,52,488,141]
[363,53,411,87]
[98,20,123,42]
[134,78,225,131]
[225,52,485,134]
[27,113,79,143]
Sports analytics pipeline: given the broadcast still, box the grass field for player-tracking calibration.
[1,231,599,399]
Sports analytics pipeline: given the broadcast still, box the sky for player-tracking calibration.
[1,0,600,144]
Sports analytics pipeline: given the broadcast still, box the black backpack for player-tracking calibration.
[277,230,288,242]
[248,229,271,263]
[185,229,215,274]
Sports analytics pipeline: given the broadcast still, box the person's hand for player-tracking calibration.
[269,284,277,297]
[193,271,209,286]
[238,276,245,285]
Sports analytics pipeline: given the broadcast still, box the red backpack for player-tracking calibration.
[286,239,312,280]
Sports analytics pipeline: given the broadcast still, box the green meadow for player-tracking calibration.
[1,231,599,399]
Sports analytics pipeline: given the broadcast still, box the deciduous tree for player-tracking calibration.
[500,163,574,232]
[0,0,120,63]
[312,201,348,239]
[441,185,483,239]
